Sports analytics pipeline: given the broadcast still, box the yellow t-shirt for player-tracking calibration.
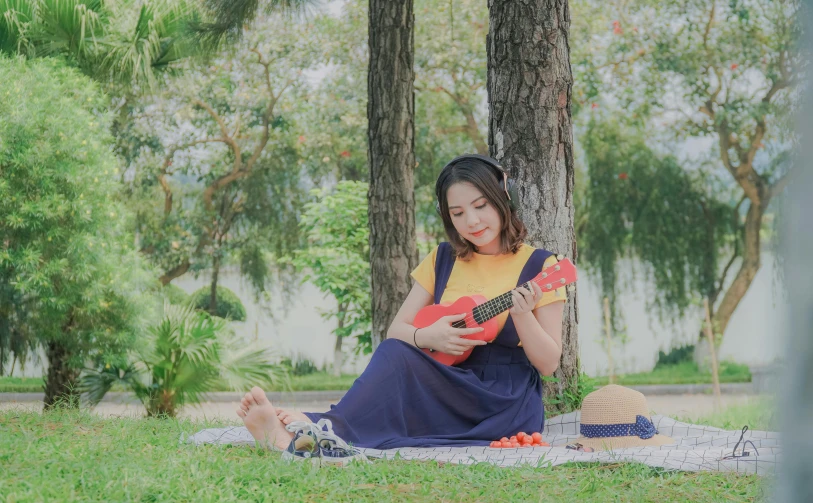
[410,244,566,335]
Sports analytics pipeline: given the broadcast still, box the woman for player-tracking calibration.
[237,154,566,451]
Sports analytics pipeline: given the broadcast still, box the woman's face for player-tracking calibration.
[445,181,503,255]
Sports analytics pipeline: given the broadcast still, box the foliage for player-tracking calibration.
[189,286,246,321]
[579,117,739,322]
[287,181,372,354]
[573,0,800,340]
[0,55,153,386]
[543,372,598,414]
[80,302,282,417]
[162,284,190,306]
[657,344,697,367]
[2,409,766,503]
[307,0,490,247]
[0,0,197,87]
[123,13,318,295]
[279,355,321,376]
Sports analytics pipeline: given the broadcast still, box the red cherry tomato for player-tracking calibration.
[501,441,511,448]
[500,437,509,443]
[521,436,533,445]
[489,441,500,448]
[509,436,517,443]
[516,432,527,442]
[531,432,543,442]
[511,442,520,448]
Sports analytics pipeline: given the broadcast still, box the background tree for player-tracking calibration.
[288,181,372,376]
[0,56,153,406]
[124,15,317,312]
[367,0,418,349]
[574,0,800,362]
[486,0,579,413]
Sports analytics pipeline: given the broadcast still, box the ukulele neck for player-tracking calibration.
[471,280,534,324]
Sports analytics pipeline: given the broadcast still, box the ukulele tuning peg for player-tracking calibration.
[541,272,548,279]
[559,278,566,284]
[554,265,561,272]
[545,283,552,290]
[556,254,564,261]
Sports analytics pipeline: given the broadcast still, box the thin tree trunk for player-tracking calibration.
[334,303,346,377]
[43,340,81,409]
[711,201,765,337]
[209,253,221,315]
[367,0,418,349]
[487,0,578,414]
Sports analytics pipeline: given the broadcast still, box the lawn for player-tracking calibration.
[0,361,750,394]
[593,360,752,386]
[0,373,361,394]
[0,401,773,502]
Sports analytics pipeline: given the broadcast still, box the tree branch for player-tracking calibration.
[769,169,792,200]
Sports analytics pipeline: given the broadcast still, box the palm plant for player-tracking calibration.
[81,302,284,417]
[0,0,196,86]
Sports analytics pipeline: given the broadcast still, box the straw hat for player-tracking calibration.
[572,385,675,451]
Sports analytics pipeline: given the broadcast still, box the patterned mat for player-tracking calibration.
[183,412,779,475]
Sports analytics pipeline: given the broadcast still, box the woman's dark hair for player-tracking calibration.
[435,158,527,259]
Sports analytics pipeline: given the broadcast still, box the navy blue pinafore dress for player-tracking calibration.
[304,243,553,449]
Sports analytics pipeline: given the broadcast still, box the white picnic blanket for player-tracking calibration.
[183,412,780,475]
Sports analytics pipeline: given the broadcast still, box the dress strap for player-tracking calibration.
[496,248,555,346]
[433,242,455,304]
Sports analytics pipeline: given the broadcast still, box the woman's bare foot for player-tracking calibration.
[276,408,309,426]
[236,387,293,451]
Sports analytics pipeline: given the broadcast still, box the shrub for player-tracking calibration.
[189,286,247,322]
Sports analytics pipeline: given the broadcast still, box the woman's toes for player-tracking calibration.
[239,403,249,413]
[236,408,247,418]
[250,387,270,406]
[244,391,258,406]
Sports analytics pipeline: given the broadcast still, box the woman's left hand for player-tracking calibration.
[509,282,543,315]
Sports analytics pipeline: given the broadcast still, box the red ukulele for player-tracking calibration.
[413,257,578,366]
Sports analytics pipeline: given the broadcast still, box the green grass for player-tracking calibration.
[0,405,769,503]
[593,360,751,386]
[679,396,776,431]
[0,372,360,394]
[1,361,749,394]
[0,377,45,393]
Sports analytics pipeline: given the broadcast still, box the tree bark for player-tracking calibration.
[487,0,578,413]
[367,0,418,349]
[209,253,221,316]
[333,303,346,377]
[711,200,766,337]
[43,340,81,409]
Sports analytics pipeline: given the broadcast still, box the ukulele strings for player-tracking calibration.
[456,276,556,326]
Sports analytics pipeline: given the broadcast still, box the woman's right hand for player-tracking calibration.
[416,313,487,355]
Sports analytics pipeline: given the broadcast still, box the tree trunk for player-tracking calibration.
[487,0,578,414]
[43,340,81,409]
[209,253,221,316]
[695,198,767,371]
[367,0,418,349]
[712,200,766,337]
[334,305,346,377]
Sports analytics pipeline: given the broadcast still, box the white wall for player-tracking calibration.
[12,253,786,378]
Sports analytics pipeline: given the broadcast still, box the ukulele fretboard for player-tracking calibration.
[471,281,534,323]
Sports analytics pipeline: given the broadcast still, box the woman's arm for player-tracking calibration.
[386,282,434,345]
[511,291,565,375]
[386,282,487,354]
